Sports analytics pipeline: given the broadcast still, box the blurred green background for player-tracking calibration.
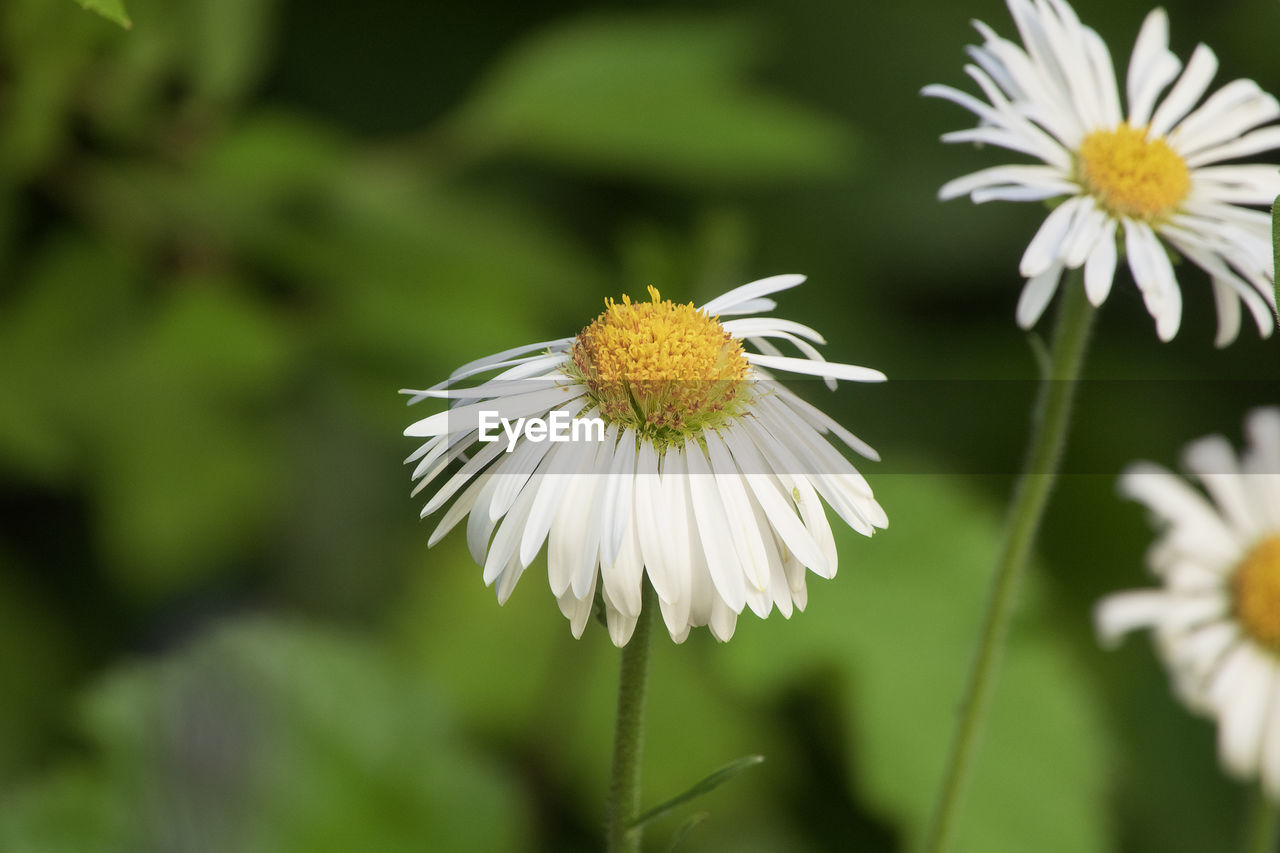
[2,0,1278,850]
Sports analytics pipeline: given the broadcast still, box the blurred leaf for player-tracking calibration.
[632,754,765,829]
[0,235,140,482]
[448,13,854,186]
[0,0,106,178]
[72,0,131,29]
[89,281,295,593]
[76,112,600,374]
[1,618,529,853]
[719,470,1112,852]
[183,0,278,103]
[0,233,297,594]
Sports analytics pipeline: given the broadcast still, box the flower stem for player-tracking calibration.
[606,581,656,853]
[920,274,1095,853]
[1244,787,1280,853]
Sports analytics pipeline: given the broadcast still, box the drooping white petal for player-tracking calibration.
[1020,197,1082,277]
[745,353,886,383]
[683,437,749,613]
[1015,260,1064,329]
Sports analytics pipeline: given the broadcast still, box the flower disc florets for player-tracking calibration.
[569,286,749,446]
[1233,535,1280,654]
[1077,125,1191,221]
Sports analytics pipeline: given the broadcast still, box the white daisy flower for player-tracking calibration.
[925,0,1280,345]
[402,275,887,646]
[1096,407,1280,796]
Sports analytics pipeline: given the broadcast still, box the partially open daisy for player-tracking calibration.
[925,0,1280,344]
[402,275,887,646]
[1096,408,1280,796]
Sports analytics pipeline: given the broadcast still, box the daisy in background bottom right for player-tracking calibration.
[1096,407,1280,796]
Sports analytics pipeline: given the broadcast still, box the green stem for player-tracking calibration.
[920,273,1095,853]
[606,582,656,853]
[1243,787,1280,853]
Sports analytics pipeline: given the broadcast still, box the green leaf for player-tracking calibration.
[631,754,765,829]
[448,13,854,187]
[71,0,131,29]
[717,470,1112,853]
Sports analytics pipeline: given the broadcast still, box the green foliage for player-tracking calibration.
[631,754,766,829]
[719,472,1111,852]
[448,14,854,186]
[71,0,131,29]
[3,0,1276,849]
[0,619,527,852]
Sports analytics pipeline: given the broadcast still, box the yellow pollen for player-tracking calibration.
[570,286,749,439]
[1077,125,1190,221]
[1232,535,1280,654]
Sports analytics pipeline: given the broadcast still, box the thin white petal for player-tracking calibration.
[1148,44,1219,139]
[700,274,806,316]
[745,353,886,383]
[1015,261,1064,329]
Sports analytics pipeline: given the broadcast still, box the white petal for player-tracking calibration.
[1126,9,1179,127]
[1124,222,1182,341]
[721,425,829,575]
[1015,261,1064,329]
[428,470,493,548]
[745,353,886,383]
[1209,277,1243,349]
[1184,435,1259,537]
[1094,590,1167,647]
[1020,198,1081,277]
[1120,461,1240,565]
[683,438,749,613]
[600,583,638,647]
[1148,44,1219,139]
[1213,645,1274,779]
[600,509,644,619]
[557,574,597,639]
[404,385,582,437]
[700,274,806,317]
[704,430,773,593]
[659,448,694,628]
[634,441,675,604]
[1061,204,1107,269]
[521,428,597,569]
[1083,216,1118,305]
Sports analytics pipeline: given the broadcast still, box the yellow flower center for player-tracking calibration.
[1077,124,1190,221]
[570,286,749,441]
[1233,535,1280,653]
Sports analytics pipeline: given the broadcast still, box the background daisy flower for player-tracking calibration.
[402,275,887,646]
[1096,407,1280,796]
[925,0,1280,344]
